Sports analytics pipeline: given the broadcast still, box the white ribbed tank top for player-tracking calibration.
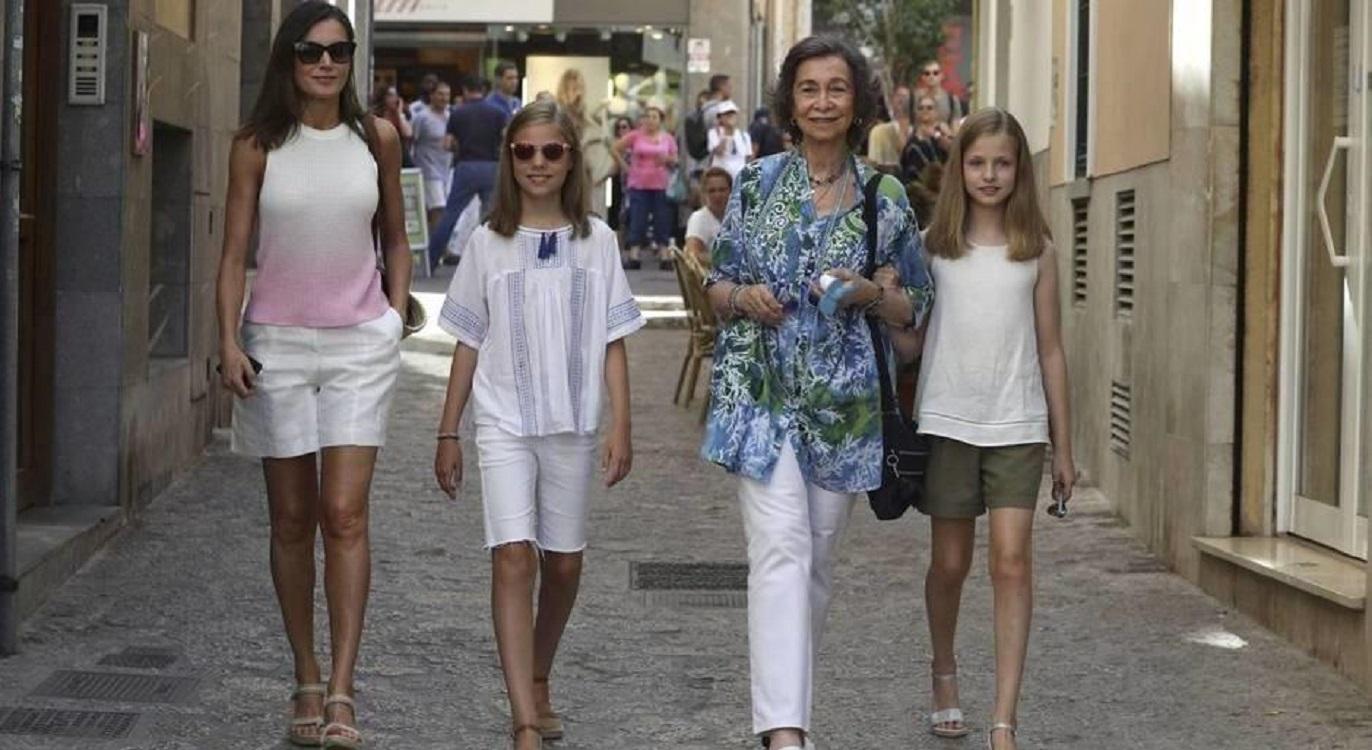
[244,123,389,328]
[916,243,1050,446]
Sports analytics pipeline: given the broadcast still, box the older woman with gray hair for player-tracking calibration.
[702,36,933,749]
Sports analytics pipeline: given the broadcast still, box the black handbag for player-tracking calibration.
[861,175,930,520]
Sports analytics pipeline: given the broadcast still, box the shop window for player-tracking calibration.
[149,121,192,359]
[1073,0,1091,178]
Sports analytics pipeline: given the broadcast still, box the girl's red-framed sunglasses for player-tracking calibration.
[510,142,572,162]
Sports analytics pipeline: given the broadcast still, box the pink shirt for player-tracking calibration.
[244,124,391,328]
[622,129,677,191]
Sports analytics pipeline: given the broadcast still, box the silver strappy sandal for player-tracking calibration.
[929,672,971,738]
[986,721,1016,750]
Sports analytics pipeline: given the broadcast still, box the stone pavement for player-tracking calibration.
[3,291,1372,749]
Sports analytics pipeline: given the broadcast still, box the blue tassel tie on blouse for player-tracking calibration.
[538,232,558,260]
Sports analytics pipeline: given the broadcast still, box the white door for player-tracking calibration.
[1279,0,1368,559]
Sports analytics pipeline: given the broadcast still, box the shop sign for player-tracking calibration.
[375,0,553,24]
[687,37,710,74]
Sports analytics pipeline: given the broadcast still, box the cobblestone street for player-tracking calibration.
[2,282,1372,749]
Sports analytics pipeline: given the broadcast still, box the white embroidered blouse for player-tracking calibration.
[439,219,644,437]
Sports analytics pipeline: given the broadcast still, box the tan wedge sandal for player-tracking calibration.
[533,676,564,740]
[321,694,363,749]
[510,723,542,749]
[287,683,326,747]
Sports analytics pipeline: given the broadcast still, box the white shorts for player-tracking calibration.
[232,309,403,458]
[474,426,599,552]
[424,178,449,210]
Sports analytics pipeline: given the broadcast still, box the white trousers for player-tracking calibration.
[739,441,858,735]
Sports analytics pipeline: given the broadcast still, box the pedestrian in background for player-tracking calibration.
[407,71,439,121]
[216,3,411,747]
[369,86,412,167]
[607,116,633,235]
[613,105,678,270]
[433,100,643,750]
[556,68,615,218]
[914,58,966,128]
[427,75,508,269]
[410,80,453,229]
[701,36,933,750]
[683,166,731,266]
[488,60,524,118]
[706,100,752,180]
[900,94,953,183]
[748,106,786,159]
[908,108,1075,750]
[866,84,912,172]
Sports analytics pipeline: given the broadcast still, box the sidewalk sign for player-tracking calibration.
[398,168,430,276]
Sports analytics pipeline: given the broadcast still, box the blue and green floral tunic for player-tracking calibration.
[702,152,934,493]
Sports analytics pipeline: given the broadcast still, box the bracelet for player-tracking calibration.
[728,284,747,318]
[860,285,886,316]
[437,432,460,441]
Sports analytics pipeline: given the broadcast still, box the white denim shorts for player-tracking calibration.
[231,308,403,458]
[474,425,599,552]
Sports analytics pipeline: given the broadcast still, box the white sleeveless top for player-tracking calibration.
[916,243,1050,446]
[244,123,390,328]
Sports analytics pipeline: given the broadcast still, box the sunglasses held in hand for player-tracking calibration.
[293,41,356,64]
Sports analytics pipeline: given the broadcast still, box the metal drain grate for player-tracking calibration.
[641,590,748,608]
[631,562,748,591]
[0,707,139,739]
[98,646,180,670]
[30,671,198,704]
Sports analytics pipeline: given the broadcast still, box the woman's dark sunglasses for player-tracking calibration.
[510,142,571,162]
[293,41,356,65]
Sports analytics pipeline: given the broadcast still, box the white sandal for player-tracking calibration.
[287,683,326,747]
[929,672,971,738]
[986,722,1016,750]
[320,694,363,749]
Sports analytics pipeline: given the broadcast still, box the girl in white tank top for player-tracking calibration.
[893,109,1077,750]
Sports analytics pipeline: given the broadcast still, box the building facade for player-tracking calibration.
[975,0,1372,693]
[0,0,299,650]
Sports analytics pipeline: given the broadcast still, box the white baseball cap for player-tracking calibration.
[714,100,740,116]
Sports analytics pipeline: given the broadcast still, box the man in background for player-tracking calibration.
[913,59,965,127]
[428,75,509,268]
[487,60,523,119]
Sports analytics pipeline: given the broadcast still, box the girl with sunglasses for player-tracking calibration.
[216,2,410,747]
[433,100,643,750]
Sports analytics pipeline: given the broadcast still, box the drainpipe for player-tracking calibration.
[0,0,25,655]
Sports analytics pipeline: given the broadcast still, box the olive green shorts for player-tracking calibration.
[921,436,1047,518]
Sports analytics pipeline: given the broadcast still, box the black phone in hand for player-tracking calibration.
[216,357,263,375]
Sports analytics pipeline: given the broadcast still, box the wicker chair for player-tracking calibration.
[671,248,717,422]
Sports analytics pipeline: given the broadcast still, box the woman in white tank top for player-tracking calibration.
[887,109,1076,750]
[214,3,411,747]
